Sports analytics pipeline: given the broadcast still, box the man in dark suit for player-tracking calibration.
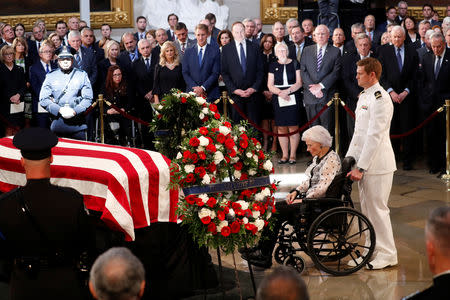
[378,25,419,170]
[29,42,57,129]
[0,24,15,50]
[131,39,159,149]
[419,33,450,174]
[376,6,397,33]
[174,22,195,62]
[300,24,341,131]
[221,22,264,124]
[200,19,219,48]
[422,4,441,27]
[395,1,408,25]
[166,13,178,42]
[134,16,147,42]
[55,20,69,46]
[283,18,299,44]
[332,27,350,56]
[417,29,433,65]
[344,23,365,55]
[364,15,382,51]
[117,32,140,78]
[0,127,94,300]
[253,18,265,45]
[206,13,220,42]
[402,206,450,300]
[81,27,104,64]
[341,33,374,143]
[288,25,314,63]
[27,25,45,64]
[182,24,220,103]
[243,19,258,44]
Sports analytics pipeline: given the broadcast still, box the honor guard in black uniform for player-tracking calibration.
[0,128,93,300]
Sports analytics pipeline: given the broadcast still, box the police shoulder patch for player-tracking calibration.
[374,91,382,100]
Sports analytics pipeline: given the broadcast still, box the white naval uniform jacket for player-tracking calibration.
[346,82,396,174]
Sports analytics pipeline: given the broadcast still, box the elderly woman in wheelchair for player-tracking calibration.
[242,125,376,275]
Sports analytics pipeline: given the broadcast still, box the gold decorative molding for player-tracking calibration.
[407,7,447,22]
[0,0,133,29]
[261,0,298,24]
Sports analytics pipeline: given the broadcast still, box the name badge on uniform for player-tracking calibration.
[361,105,368,110]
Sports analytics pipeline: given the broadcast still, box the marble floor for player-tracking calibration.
[186,154,450,300]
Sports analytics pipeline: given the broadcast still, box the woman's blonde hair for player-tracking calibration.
[159,41,180,67]
[104,40,120,59]
[12,36,28,56]
[0,45,14,63]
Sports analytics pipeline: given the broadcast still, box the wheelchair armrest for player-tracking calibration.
[302,198,345,205]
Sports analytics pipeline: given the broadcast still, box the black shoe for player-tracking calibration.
[289,160,296,165]
[241,250,272,268]
[278,159,288,164]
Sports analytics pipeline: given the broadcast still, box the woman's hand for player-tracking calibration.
[10,94,20,104]
[107,108,118,115]
[279,90,290,101]
[286,191,298,204]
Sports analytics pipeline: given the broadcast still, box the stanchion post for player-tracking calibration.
[334,93,340,156]
[98,94,105,144]
[221,91,228,119]
[441,100,450,182]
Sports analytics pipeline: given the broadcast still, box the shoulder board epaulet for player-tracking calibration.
[374,91,382,99]
[358,90,365,97]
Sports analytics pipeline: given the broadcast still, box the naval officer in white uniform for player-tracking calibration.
[346,57,398,270]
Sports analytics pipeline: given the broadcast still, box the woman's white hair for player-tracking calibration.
[301,125,333,147]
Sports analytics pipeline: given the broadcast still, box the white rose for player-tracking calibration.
[267,211,272,219]
[253,154,258,162]
[246,152,252,158]
[217,220,228,232]
[228,208,235,217]
[198,208,212,219]
[254,192,265,201]
[262,187,271,197]
[233,136,238,141]
[231,156,240,163]
[263,160,273,171]
[234,170,241,179]
[202,107,209,114]
[194,97,205,106]
[199,112,205,119]
[256,143,261,150]
[157,105,163,110]
[214,151,224,164]
[252,210,261,218]
[219,126,231,135]
[202,174,211,184]
[198,136,209,146]
[254,219,265,231]
[243,217,249,224]
[197,146,205,152]
[176,152,182,159]
[237,200,249,210]
[155,111,160,116]
[181,93,189,98]
[184,164,195,173]
[239,126,245,132]
[199,194,209,203]
[189,91,196,96]
[210,210,216,219]
[249,169,257,176]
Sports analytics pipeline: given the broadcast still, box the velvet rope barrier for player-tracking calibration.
[83,101,97,116]
[339,101,444,140]
[230,100,332,137]
[105,101,151,127]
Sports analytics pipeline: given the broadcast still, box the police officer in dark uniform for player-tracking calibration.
[0,127,93,300]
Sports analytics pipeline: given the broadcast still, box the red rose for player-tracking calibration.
[214,113,221,119]
[189,137,200,147]
[251,138,259,145]
[206,144,217,153]
[206,197,217,208]
[201,216,211,224]
[223,206,230,214]
[233,161,243,170]
[252,203,260,211]
[199,127,208,135]
[225,138,235,149]
[190,153,199,163]
[202,116,209,122]
[224,156,230,163]
[183,150,191,159]
[229,149,237,157]
[217,210,225,221]
[207,163,217,173]
[245,223,255,231]
[232,202,242,210]
[157,114,162,119]
[223,121,232,128]
[185,195,196,205]
[221,226,231,237]
[240,173,248,180]
[196,198,205,207]
[217,133,226,144]
[209,103,218,112]
[258,150,265,160]
[235,209,245,216]
[198,151,206,160]
[239,139,248,149]
[181,97,187,103]
[211,177,216,183]
[195,166,206,177]
[208,222,217,234]
[240,133,249,140]
[230,221,241,233]
[185,173,195,183]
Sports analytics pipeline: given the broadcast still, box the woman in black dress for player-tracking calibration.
[0,45,26,137]
[403,16,420,49]
[98,40,121,89]
[13,37,33,127]
[267,43,302,164]
[260,33,278,152]
[153,41,185,103]
[103,65,133,145]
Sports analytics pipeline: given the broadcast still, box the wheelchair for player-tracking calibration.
[272,157,376,276]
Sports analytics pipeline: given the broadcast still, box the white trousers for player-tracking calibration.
[358,172,397,261]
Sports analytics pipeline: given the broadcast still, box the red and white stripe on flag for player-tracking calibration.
[0,137,179,241]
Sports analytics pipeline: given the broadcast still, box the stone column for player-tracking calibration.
[80,0,91,27]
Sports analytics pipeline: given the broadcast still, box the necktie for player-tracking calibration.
[37,41,41,52]
[75,52,81,65]
[130,52,136,61]
[46,64,50,74]
[240,42,246,74]
[296,45,301,62]
[317,47,323,72]
[435,56,441,79]
[396,47,402,72]
[198,47,203,66]
[181,43,185,53]
[145,58,150,71]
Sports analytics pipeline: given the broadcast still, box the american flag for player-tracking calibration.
[0,137,179,241]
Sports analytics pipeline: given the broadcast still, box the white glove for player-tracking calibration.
[59,106,76,119]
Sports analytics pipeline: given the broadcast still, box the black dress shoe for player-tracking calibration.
[278,159,288,164]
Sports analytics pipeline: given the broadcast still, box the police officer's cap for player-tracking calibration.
[13,128,58,160]
[56,45,76,59]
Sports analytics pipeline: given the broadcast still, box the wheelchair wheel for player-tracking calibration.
[274,245,289,264]
[283,255,305,273]
[307,207,375,276]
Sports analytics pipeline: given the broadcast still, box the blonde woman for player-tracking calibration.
[98,40,121,86]
[153,41,185,104]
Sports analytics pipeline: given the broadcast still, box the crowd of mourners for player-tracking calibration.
[0,2,449,173]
